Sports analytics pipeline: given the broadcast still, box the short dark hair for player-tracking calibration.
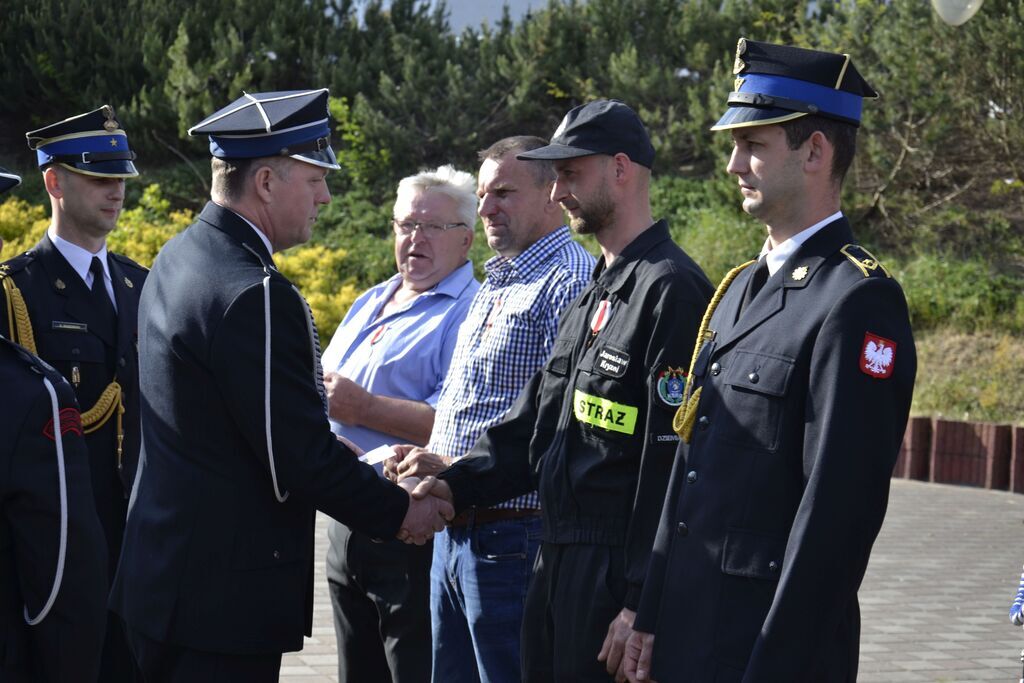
[780,115,858,184]
[210,156,291,202]
[478,136,555,187]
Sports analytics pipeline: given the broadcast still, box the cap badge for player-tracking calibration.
[791,266,809,281]
[733,37,748,75]
[101,105,119,132]
[109,137,119,147]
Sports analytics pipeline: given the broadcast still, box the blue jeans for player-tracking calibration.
[430,515,543,683]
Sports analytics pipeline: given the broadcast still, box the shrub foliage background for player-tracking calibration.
[1,0,1021,422]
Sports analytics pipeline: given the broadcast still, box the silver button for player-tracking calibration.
[687,471,697,484]
[698,416,710,430]
[272,550,281,560]
[748,372,759,384]
[710,362,721,376]
[676,522,689,536]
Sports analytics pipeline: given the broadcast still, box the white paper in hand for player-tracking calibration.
[359,444,397,472]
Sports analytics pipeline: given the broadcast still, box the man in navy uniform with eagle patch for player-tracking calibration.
[109,89,453,682]
[623,40,916,682]
[0,106,147,681]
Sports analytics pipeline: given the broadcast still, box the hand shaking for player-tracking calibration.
[395,475,455,544]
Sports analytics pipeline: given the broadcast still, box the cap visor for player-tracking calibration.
[0,178,20,195]
[710,106,807,131]
[59,160,139,178]
[292,146,340,170]
[516,143,598,162]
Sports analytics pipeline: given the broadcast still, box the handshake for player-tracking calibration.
[389,445,457,545]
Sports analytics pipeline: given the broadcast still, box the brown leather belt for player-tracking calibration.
[448,507,542,529]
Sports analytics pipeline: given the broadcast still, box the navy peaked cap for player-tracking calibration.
[0,166,20,195]
[712,38,878,131]
[517,99,655,168]
[26,106,138,178]
[189,89,340,170]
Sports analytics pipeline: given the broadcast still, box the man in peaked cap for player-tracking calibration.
[109,89,452,682]
[623,39,916,683]
[0,166,108,683]
[408,99,713,681]
[0,106,147,682]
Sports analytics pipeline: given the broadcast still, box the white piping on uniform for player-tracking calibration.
[186,89,330,135]
[25,377,69,625]
[244,92,273,133]
[264,276,289,503]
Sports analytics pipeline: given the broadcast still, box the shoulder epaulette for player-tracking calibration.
[109,251,150,273]
[0,250,37,281]
[839,244,891,278]
[0,334,55,376]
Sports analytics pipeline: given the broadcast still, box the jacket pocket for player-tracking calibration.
[718,350,794,452]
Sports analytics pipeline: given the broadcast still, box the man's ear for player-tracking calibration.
[252,165,275,203]
[42,167,63,199]
[805,130,832,176]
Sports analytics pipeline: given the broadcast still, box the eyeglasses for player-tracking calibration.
[392,219,468,236]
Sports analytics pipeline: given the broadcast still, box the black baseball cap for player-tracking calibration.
[517,99,655,168]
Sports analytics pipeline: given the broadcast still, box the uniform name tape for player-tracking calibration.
[573,390,638,435]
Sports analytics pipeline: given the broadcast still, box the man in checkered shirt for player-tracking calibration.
[387,135,594,683]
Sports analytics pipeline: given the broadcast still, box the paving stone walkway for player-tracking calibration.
[282,479,1024,682]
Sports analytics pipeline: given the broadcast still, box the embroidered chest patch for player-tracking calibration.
[596,346,630,378]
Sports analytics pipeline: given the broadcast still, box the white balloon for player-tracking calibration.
[931,0,985,26]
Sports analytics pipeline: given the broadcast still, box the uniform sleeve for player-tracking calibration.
[8,382,107,682]
[211,280,409,540]
[744,277,916,680]
[622,275,707,610]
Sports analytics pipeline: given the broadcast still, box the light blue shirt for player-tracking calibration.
[320,260,479,452]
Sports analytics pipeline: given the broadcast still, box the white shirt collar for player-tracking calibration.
[758,211,844,276]
[217,203,275,257]
[47,226,109,287]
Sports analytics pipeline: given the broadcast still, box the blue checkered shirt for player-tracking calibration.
[428,226,594,509]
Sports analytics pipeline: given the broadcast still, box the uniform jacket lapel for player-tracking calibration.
[35,235,116,347]
[714,218,854,354]
[108,255,139,357]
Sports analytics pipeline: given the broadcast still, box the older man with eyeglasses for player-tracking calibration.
[320,164,480,683]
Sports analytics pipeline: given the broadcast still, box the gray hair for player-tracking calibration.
[394,165,477,228]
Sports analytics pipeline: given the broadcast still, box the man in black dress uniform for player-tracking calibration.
[109,89,452,682]
[623,40,917,683]
[1,166,108,682]
[0,107,147,681]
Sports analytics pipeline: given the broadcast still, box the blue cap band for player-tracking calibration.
[208,120,331,159]
[737,73,863,123]
[36,132,131,167]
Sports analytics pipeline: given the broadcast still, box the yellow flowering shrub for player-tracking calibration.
[0,197,49,257]
[275,243,362,337]
[107,184,194,268]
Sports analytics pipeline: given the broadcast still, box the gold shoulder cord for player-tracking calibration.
[672,260,756,443]
[2,276,124,465]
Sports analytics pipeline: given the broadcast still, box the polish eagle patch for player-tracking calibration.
[860,332,896,379]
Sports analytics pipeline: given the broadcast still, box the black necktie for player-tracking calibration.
[739,258,769,316]
[89,256,117,342]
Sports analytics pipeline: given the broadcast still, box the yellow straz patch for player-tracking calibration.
[573,390,638,435]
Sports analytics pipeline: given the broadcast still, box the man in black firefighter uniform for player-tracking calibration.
[411,99,713,681]
[0,107,146,681]
[623,40,917,683]
[1,166,108,682]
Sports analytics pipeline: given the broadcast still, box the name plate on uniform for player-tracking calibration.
[573,390,638,435]
[596,345,630,378]
[52,320,88,332]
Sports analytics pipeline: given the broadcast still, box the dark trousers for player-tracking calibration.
[100,611,142,682]
[521,542,626,682]
[326,521,433,683]
[125,626,281,683]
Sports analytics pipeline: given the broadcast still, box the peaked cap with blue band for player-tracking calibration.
[0,166,20,195]
[712,38,878,131]
[188,89,340,170]
[26,106,138,178]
